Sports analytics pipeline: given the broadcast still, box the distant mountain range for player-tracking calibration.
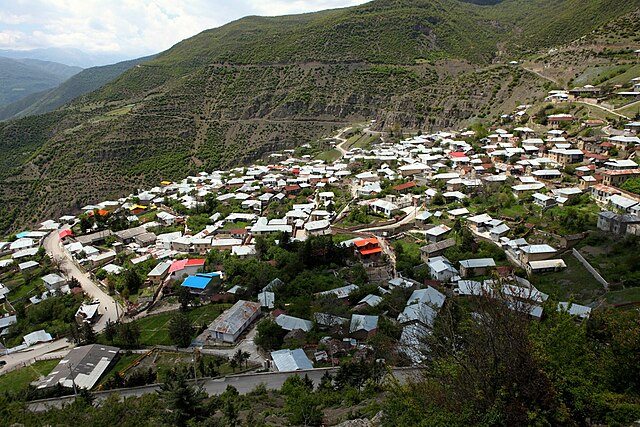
[0,47,136,68]
[0,56,155,121]
[0,56,81,107]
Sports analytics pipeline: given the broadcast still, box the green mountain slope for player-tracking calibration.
[0,56,154,121]
[0,57,81,107]
[0,0,638,233]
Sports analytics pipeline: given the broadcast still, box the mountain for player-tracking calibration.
[0,57,82,107]
[0,56,155,121]
[0,0,638,233]
[0,47,136,68]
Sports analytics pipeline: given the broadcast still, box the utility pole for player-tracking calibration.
[67,364,78,397]
[192,348,200,388]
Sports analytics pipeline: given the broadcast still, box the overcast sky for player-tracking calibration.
[0,0,370,58]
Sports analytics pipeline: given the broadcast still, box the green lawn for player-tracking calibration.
[96,352,141,388]
[134,303,231,346]
[532,253,605,304]
[0,359,60,395]
[605,287,640,305]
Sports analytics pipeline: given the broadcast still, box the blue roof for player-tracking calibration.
[181,275,212,290]
[16,231,31,238]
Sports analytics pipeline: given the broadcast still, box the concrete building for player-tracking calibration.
[206,300,261,343]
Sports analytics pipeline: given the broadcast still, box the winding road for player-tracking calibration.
[44,228,121,332]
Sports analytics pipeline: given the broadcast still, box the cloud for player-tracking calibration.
[0,0,371,57]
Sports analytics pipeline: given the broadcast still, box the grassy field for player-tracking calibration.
[134,303,231,346]
[0,359,60,395]
[532,252,605,304]
[315,149,342,163]
[605,287,640,305]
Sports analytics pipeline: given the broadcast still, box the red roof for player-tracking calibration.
[360,247,383,256]
[393,182,417,191]
[353,238,379,248]
[449,151,467,158]
[284,185,301,192]
[59,229,74,239]
[169,258,205,273]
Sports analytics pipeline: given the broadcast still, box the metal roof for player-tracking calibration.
[275,314,313,332]
[271,348,313,372]
[208,300,261,335]
[34,344,119,390]
[349,314,378,333]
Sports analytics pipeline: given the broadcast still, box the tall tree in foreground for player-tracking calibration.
[157,373,206,427]
[168,312,194,348]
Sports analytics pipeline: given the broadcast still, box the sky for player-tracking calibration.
[0,0,370,60]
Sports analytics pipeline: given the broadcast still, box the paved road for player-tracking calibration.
[44,228,121,332]
[0,339,72,373]
[27,367,421,411]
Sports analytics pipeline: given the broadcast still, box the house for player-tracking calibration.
[428,256,458,282]
[75,302,101,324]
[558,302,591,320]
[526,259,567,275]
[314,313,349,331]
[459,258,496,278]
[206,300,261,343]
[547,149,584,165]
[270,349,313,372]
[601,169,640,187]
[168,258,205,281]
[349,314,378,340]
[181,272,221,296]
[419,238,456,262]
[547,114,575,126]
[275,314,313,332]
[147,260,172,285]
[489,223,510,241]
[23,330,53,346]
[41,273,66,291]
[352,238,383,262]
[258,290,275,309]
[425,224,452,243]
[317,284,359,299]
[18,260,39,272]
[597,211,640,235]
[114,226,147,244]
[33,344,119,390]
[304,219,332,236]
[532,193,556,208]
[369,199,399,217]
[519,245,557,263]
[608,194,639,213]
[590,184,622,203]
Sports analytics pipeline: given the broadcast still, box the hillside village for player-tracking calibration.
[1,71,640,409]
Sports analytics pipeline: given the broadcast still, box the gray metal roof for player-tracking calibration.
[271,348,313,372]
[275,314,313,332]
[208,300,261,335]
[34,344,119,390]
[349,314,379,333]
[460,258,496,269]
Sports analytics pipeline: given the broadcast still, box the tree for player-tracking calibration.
[176,286,193,312]
[117,322,141,348]
[168,313,194,348]
[122,269,142,294]
[255,318,286,351]
[81,322,96,345]
[104,320,117,343]
[157,373,206,427]
[255,235,268,260]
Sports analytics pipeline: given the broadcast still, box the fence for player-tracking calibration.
[572,248,609,289]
